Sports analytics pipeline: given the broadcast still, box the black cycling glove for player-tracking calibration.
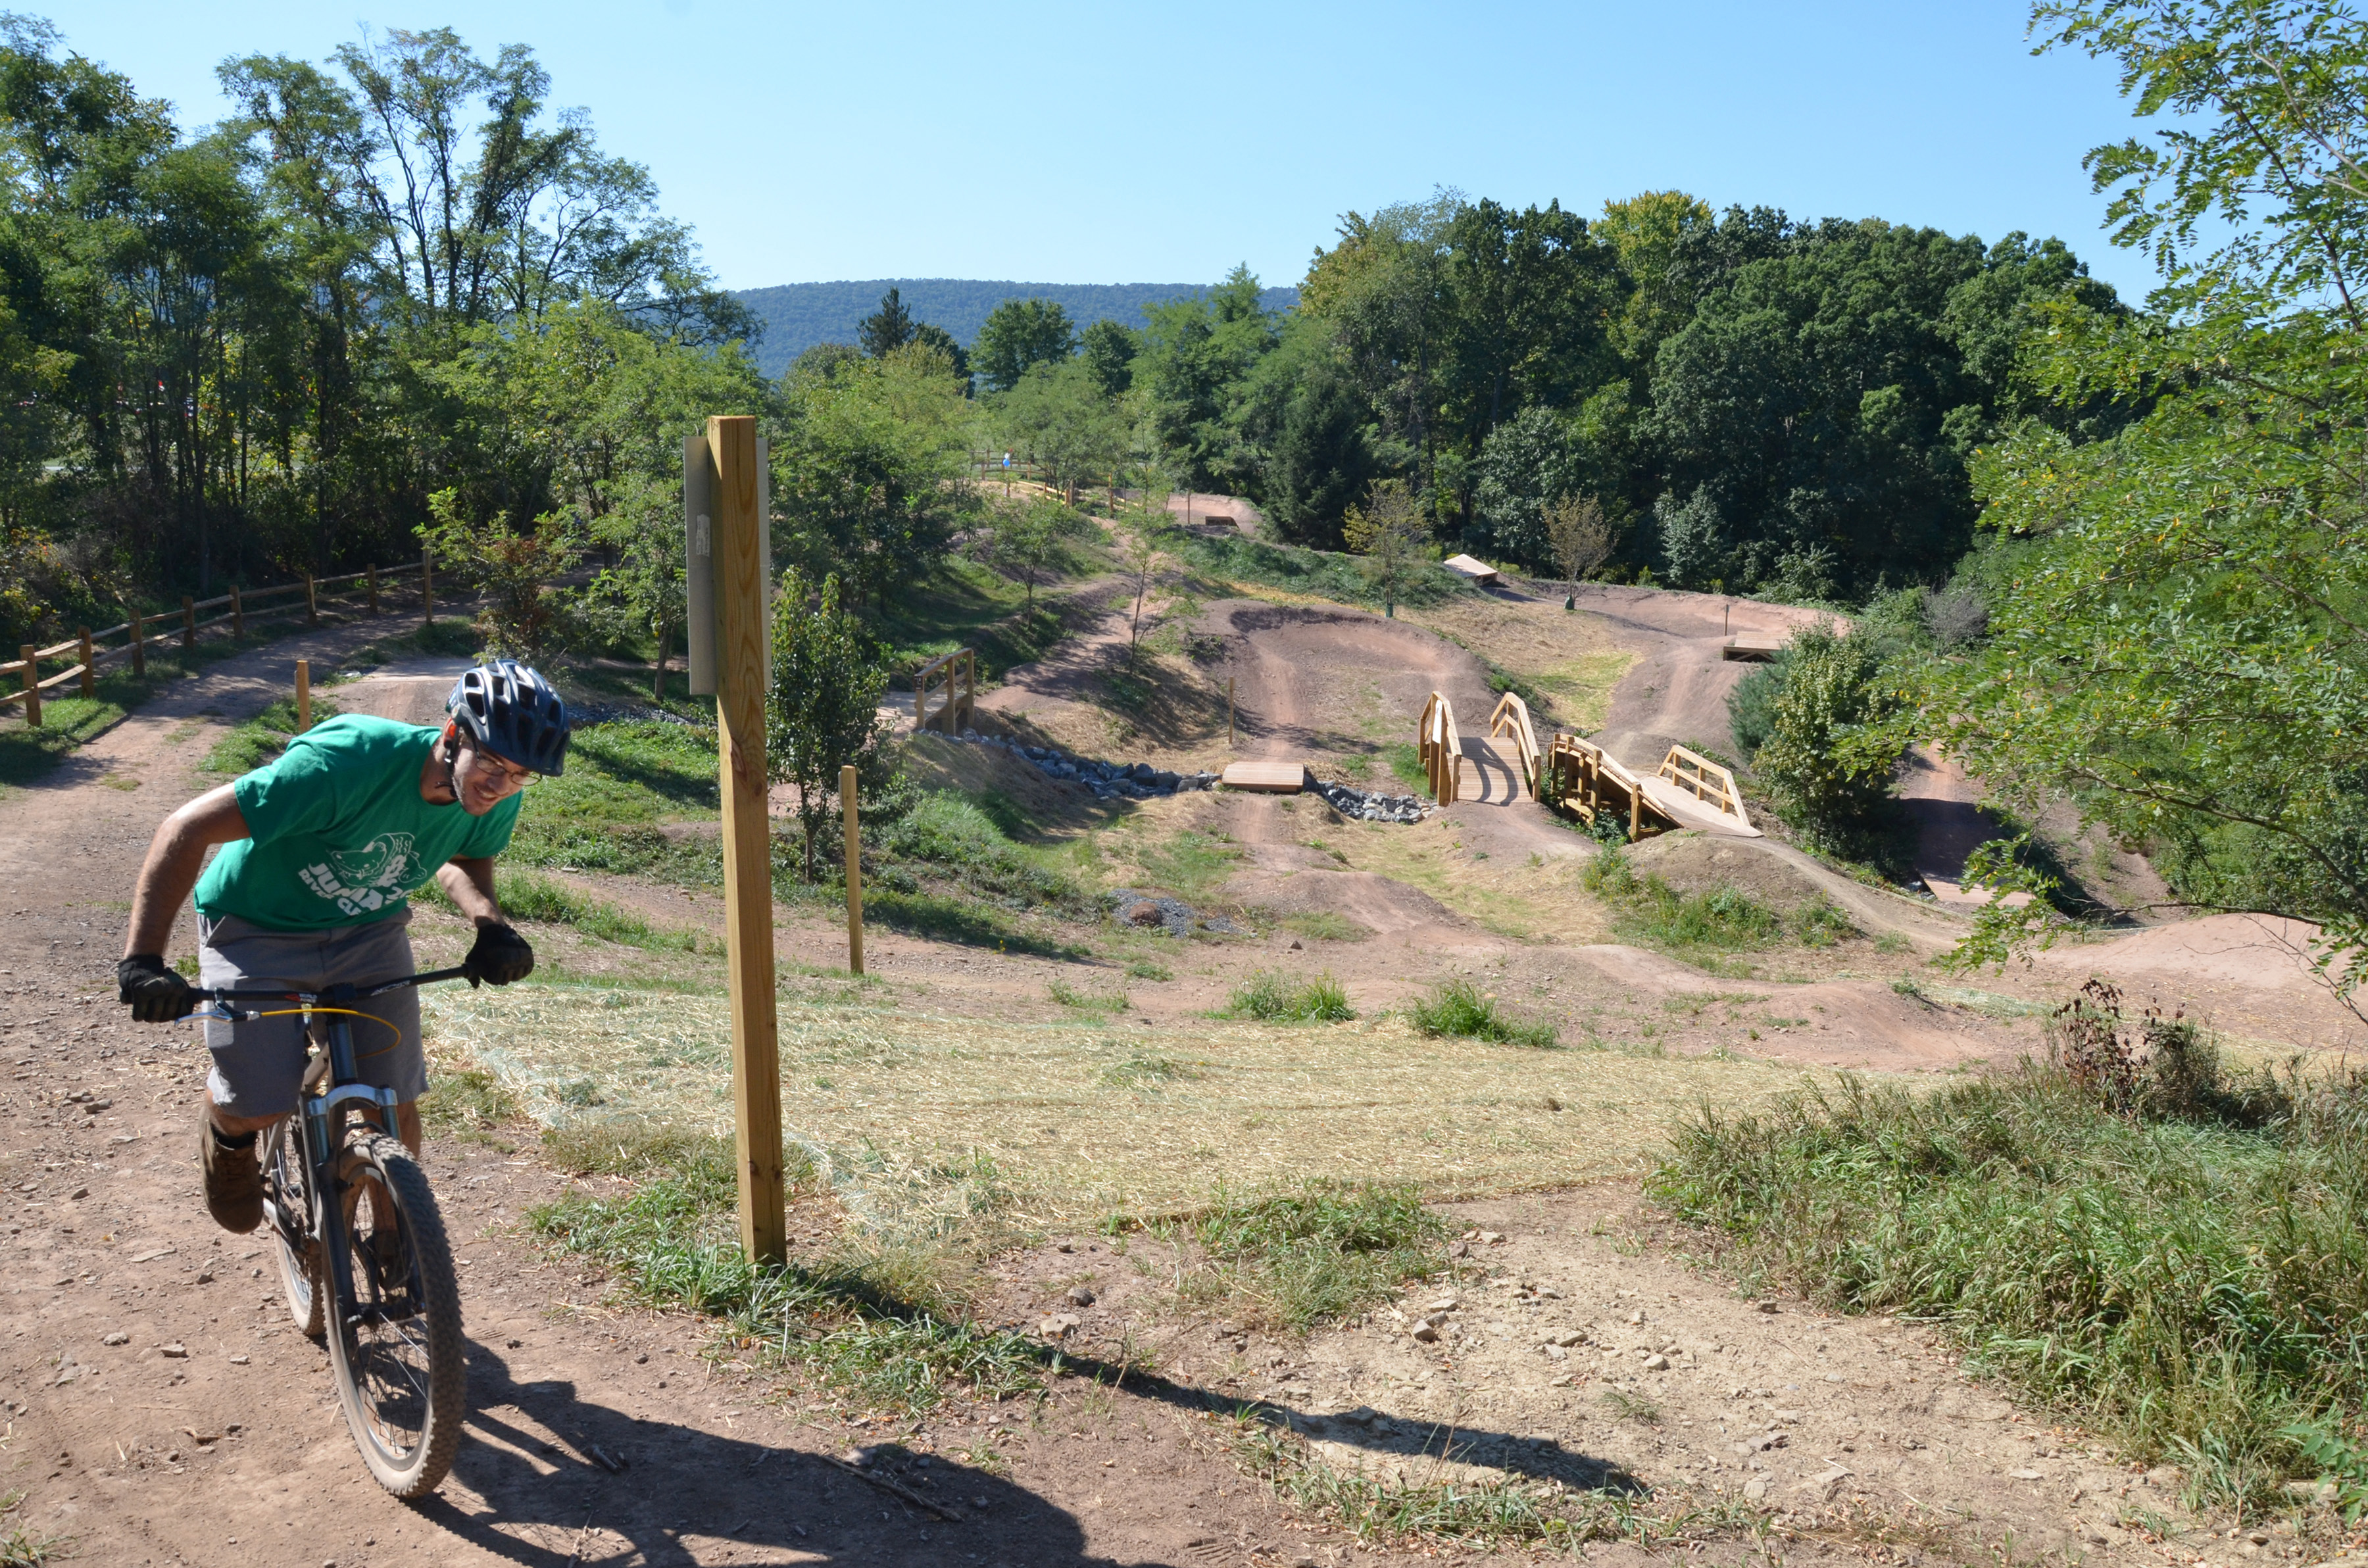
[464,922,535,987]
[118,953,197,1023]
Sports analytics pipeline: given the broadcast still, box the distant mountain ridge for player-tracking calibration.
[729,278,1299,378]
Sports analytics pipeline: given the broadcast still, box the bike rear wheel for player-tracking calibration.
[260,1118,324,1338]
[323,1131,466,1498]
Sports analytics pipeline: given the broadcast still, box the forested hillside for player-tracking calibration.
[731,280,1298,377]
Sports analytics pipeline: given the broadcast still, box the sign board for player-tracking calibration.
[685,433,770,696]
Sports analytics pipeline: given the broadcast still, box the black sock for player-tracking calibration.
[210,1125,257,1152]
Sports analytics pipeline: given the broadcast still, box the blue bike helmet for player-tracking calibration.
[446,659,571,776]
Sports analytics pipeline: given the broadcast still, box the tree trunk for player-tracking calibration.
[653,617,670,700]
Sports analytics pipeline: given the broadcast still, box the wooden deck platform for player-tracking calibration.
[1220,761,1311,793]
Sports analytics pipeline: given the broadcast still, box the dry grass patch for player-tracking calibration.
[425,981,1835,1225]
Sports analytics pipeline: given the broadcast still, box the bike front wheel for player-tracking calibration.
[324,1131,466,1498]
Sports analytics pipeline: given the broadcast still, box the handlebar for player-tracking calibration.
[198,965,476,1017]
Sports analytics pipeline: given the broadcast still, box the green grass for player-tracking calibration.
[529,1133,1052,1413]
[873,793,1082,912]
[1223,969,1356,1023]
[1124,957,1173,981]
[1581,847,1788,962]
[1226,1411,1739,1552]
[199,694,346,775]
[1647,1025,2368,1511]
[1099,1052,1202,1090]
[1048,977,1130,1013]
[1384,741,1429,794]
[1179,1181,1448,1329]
[505,720,725,884]
[1408,979,1558,1048]
[1281,910,1368,943]
[863,889,1089,958]
[418,1056,524,1140]
[1175,534,1472,614]
[1130,828,1243,901]
[871,551,1102,685]
[418,869,714,953]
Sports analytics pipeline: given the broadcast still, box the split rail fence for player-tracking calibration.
[4,552,437,727]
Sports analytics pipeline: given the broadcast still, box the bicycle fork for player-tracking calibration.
[299,993,404,1332]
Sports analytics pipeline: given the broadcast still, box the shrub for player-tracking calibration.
[1227,969,1356,1023]
[1408,979,1557,1048]
[1748,624,1902,854]
[1187,1181,1448,1327]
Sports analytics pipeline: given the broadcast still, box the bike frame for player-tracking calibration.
[199,966,472,1329]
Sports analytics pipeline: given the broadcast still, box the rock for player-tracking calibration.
[1410,1323,1441,1344]
[1541,1344,1567,1361]
[1743,1477,1770,1501]
[1626,1310,1644,1325]
[70,1187,86,1200]
[1037,1313,1082,1340]
[228,1354,249,1365]
[1064,1285,1097,1307]
[1537,1286,1562,1299]
[1152,770,1179,789]
[101,1331,128,1346]
[1823,1372,1844,1383]
[1477,1231,1505,1244]
[1549,1331,1585,1348]
[2010,1467,2045,1481]
[1549,1373,1575,1387]
[159,1344,187,1359]
[1284,938,1303,951]
[1127,902,1164,927]
[1642,1353,1670,1371]
[1424,1297,1459,1312]
[1754,1300,1779,1313]
[1773,1408,1802,1423]
[1056,1241,1075,1252]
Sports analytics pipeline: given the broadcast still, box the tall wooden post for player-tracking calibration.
[230,585,244,639]
[707,414,785,1267]
[305,574,318,627]
[18,645,37,727]
[366,564,380,616]
[1227,675,1235,749]
[77,630,94,698]
[422,549,434,627]
[843,764,864,976]
[182,597,195,650]
[130,609,144,677]
[295,658,312,733]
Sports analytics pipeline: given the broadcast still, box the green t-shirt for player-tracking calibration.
[195,714,521,931]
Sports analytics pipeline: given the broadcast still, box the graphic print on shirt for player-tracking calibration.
[297,832,420,917]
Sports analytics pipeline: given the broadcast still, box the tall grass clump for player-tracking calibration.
[1582,846,1782,956]
[530,1132,1048,1413]
[1184,1181,1448,1328]
[1225,969,1355,1023]
[1408,979,1557,1048]
[1648,983,2368,1508]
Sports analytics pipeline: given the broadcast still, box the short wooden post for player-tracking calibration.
[182,597,195,650]
[305,574,318,627]
[706,414,786,1267]
[914,663,925,733]
[295,658,311,733]
[367,564,379,616]
[1629,782,1642,839]
[130,608,144,677]
[230,584,244,639]
[842,763,864,976]
[1227,675,1235,748]
[18,645,37,727]
[77,629,93,698]
[422,549,434,627]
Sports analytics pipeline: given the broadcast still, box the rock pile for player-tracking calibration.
[1311,779,1428,823]
[947,730,1219,800]
[1104,888,1240,938]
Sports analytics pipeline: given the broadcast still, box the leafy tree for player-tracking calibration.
[908,322,970,385]
[993,358,1129,502]
[1135,264,1280,493]
[1751,625,1901,854]
[416,488,584,655]
[767,568,889,881]
[991,496,1077,614]
[1543,494,1614,604]
[973,297,1075,391]
[775,341,977,608]
[1342,478,1430,618]
[1079,318,1137,395]
[1118,495,1171,671]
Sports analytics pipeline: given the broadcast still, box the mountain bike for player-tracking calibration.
[199,966,472,1498]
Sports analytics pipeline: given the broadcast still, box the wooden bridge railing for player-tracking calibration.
[914,647,977,735]
[1418,691,1464,804]
[1487,691,1542,799]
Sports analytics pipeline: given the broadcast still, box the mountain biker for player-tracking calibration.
[114,659,571,1234]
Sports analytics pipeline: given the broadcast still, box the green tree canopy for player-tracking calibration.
[972,297,1075,391]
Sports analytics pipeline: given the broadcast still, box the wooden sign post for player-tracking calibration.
[18,645,37,727]
[705,414,787,1267]
[842,764,864,976]
[295,658,312,733]
[77,630,94,698]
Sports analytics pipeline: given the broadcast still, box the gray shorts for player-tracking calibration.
[197,910,428,1119]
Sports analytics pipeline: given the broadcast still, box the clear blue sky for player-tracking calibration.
[62,1,2161,303]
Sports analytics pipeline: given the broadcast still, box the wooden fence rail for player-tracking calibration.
[1487,691,1542,799]
[913,648,976,735]
[3,556,430,724]
[1655,745,1752,831]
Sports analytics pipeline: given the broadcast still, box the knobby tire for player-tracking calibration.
[260,1118,324,1338]
[324,1131,465,1498]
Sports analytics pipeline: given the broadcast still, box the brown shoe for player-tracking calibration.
[200,1116,263,1233]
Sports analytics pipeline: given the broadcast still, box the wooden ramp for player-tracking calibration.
[1539,735,1760,839]
[1723,637,1785,661]
[1220,761,1310,794]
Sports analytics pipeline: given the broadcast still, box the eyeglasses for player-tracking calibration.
[457,747,535,796]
